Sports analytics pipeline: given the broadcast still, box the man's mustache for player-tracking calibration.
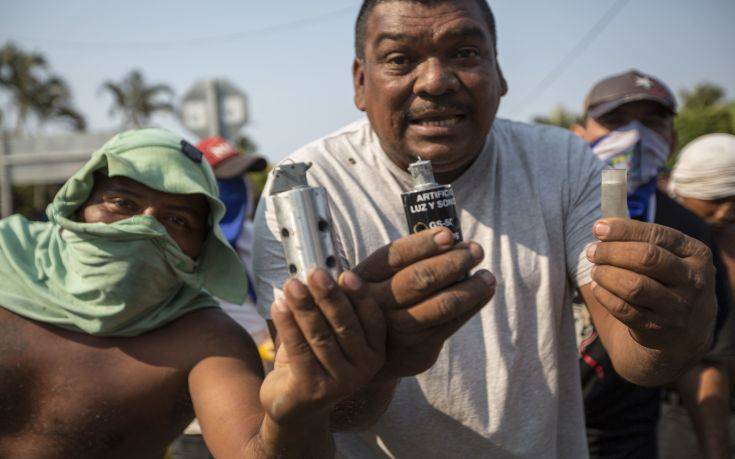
[405,101,468,120]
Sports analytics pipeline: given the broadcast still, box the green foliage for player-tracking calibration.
[532,105,583,129]
[11,186,38,219]
[674,108,732,151]
[247,167,271,196]
[99,70,175,128]
[680,83,725,111]
[670,83,734,165]
[0,42,86,133]
[10,184,59,220]
[233,133,270,195]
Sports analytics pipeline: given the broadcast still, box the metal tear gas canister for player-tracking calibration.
[401,158,463,242]
[270,162,341,283]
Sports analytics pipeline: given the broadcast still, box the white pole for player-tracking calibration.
[0,133,12,218]
[205,79,222,137]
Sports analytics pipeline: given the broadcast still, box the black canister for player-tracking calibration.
[401,158,463,243]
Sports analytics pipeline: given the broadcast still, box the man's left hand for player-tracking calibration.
[586,218,717,354]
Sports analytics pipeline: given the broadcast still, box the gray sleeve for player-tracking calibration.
[252,186,288,320]
[565,137,604,288]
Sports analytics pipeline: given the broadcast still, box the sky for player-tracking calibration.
[1,0,734,163]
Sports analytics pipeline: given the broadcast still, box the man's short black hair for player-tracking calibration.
[354,0,497,59]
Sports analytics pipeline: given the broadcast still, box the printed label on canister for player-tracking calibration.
[401,185,463,242]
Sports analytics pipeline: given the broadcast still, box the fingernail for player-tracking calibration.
[586,243,597,260]
[341,271,363,291]
[479,270,496,287]
[274,297,289,313]
[594,222,610,238]
[434,229,453,248]
[311,268,335,291]
[285,278,308,300]
[469,242,484,262]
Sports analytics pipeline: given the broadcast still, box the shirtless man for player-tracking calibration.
[0,128,388,458]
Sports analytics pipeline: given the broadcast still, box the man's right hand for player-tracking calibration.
[354,227,496,380]
[260,268,386,427]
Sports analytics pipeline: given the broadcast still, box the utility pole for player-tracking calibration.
[0,132,11,218]
[205,79,222,137]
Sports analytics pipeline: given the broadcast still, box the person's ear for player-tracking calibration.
[496,63,508,96]
[353,58,367,112]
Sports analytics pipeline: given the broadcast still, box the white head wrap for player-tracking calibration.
[669,133,735,200]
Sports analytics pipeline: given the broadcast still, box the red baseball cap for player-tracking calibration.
[197,136,267,179]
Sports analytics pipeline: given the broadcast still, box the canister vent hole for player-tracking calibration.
[289,264,298,274]
[281,228,290,238]
[325,256,337,268]
[318,220,329,232]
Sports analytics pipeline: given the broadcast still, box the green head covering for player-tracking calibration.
[49,127,247,302]
[0,128,248,336]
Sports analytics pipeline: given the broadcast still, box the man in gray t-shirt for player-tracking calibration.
[253,1,718,457]
[256,117,600,457]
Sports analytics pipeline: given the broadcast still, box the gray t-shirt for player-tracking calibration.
[253,117,603,458]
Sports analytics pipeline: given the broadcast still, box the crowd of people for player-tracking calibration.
[0,0,732,458]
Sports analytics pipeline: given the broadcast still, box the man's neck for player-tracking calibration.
[382,146,485,185]
[433,159,478,184]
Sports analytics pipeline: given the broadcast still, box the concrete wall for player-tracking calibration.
[0,131,115,217]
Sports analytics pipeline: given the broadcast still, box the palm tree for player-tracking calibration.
[0,42,46,132]
[31,76,86,131]
[0,42,85,134]
[100,70,175,128]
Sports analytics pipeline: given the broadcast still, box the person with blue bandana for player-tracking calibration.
[571,70,734,458]
[197,136,269,345]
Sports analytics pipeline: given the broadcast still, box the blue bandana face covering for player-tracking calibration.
[217,177,249,247]
[591,121,670,221]
[216,177,259,303]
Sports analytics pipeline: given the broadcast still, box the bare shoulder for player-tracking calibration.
[0,306,33,364]
[0,305,262,377]
[163,308,264,373]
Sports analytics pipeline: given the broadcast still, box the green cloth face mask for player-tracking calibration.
[0,128,248,336]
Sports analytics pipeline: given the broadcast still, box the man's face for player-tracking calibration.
[573,100,676,150]
[679,196,735,233]
[79,174,210,259]
[353,0,507,179]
